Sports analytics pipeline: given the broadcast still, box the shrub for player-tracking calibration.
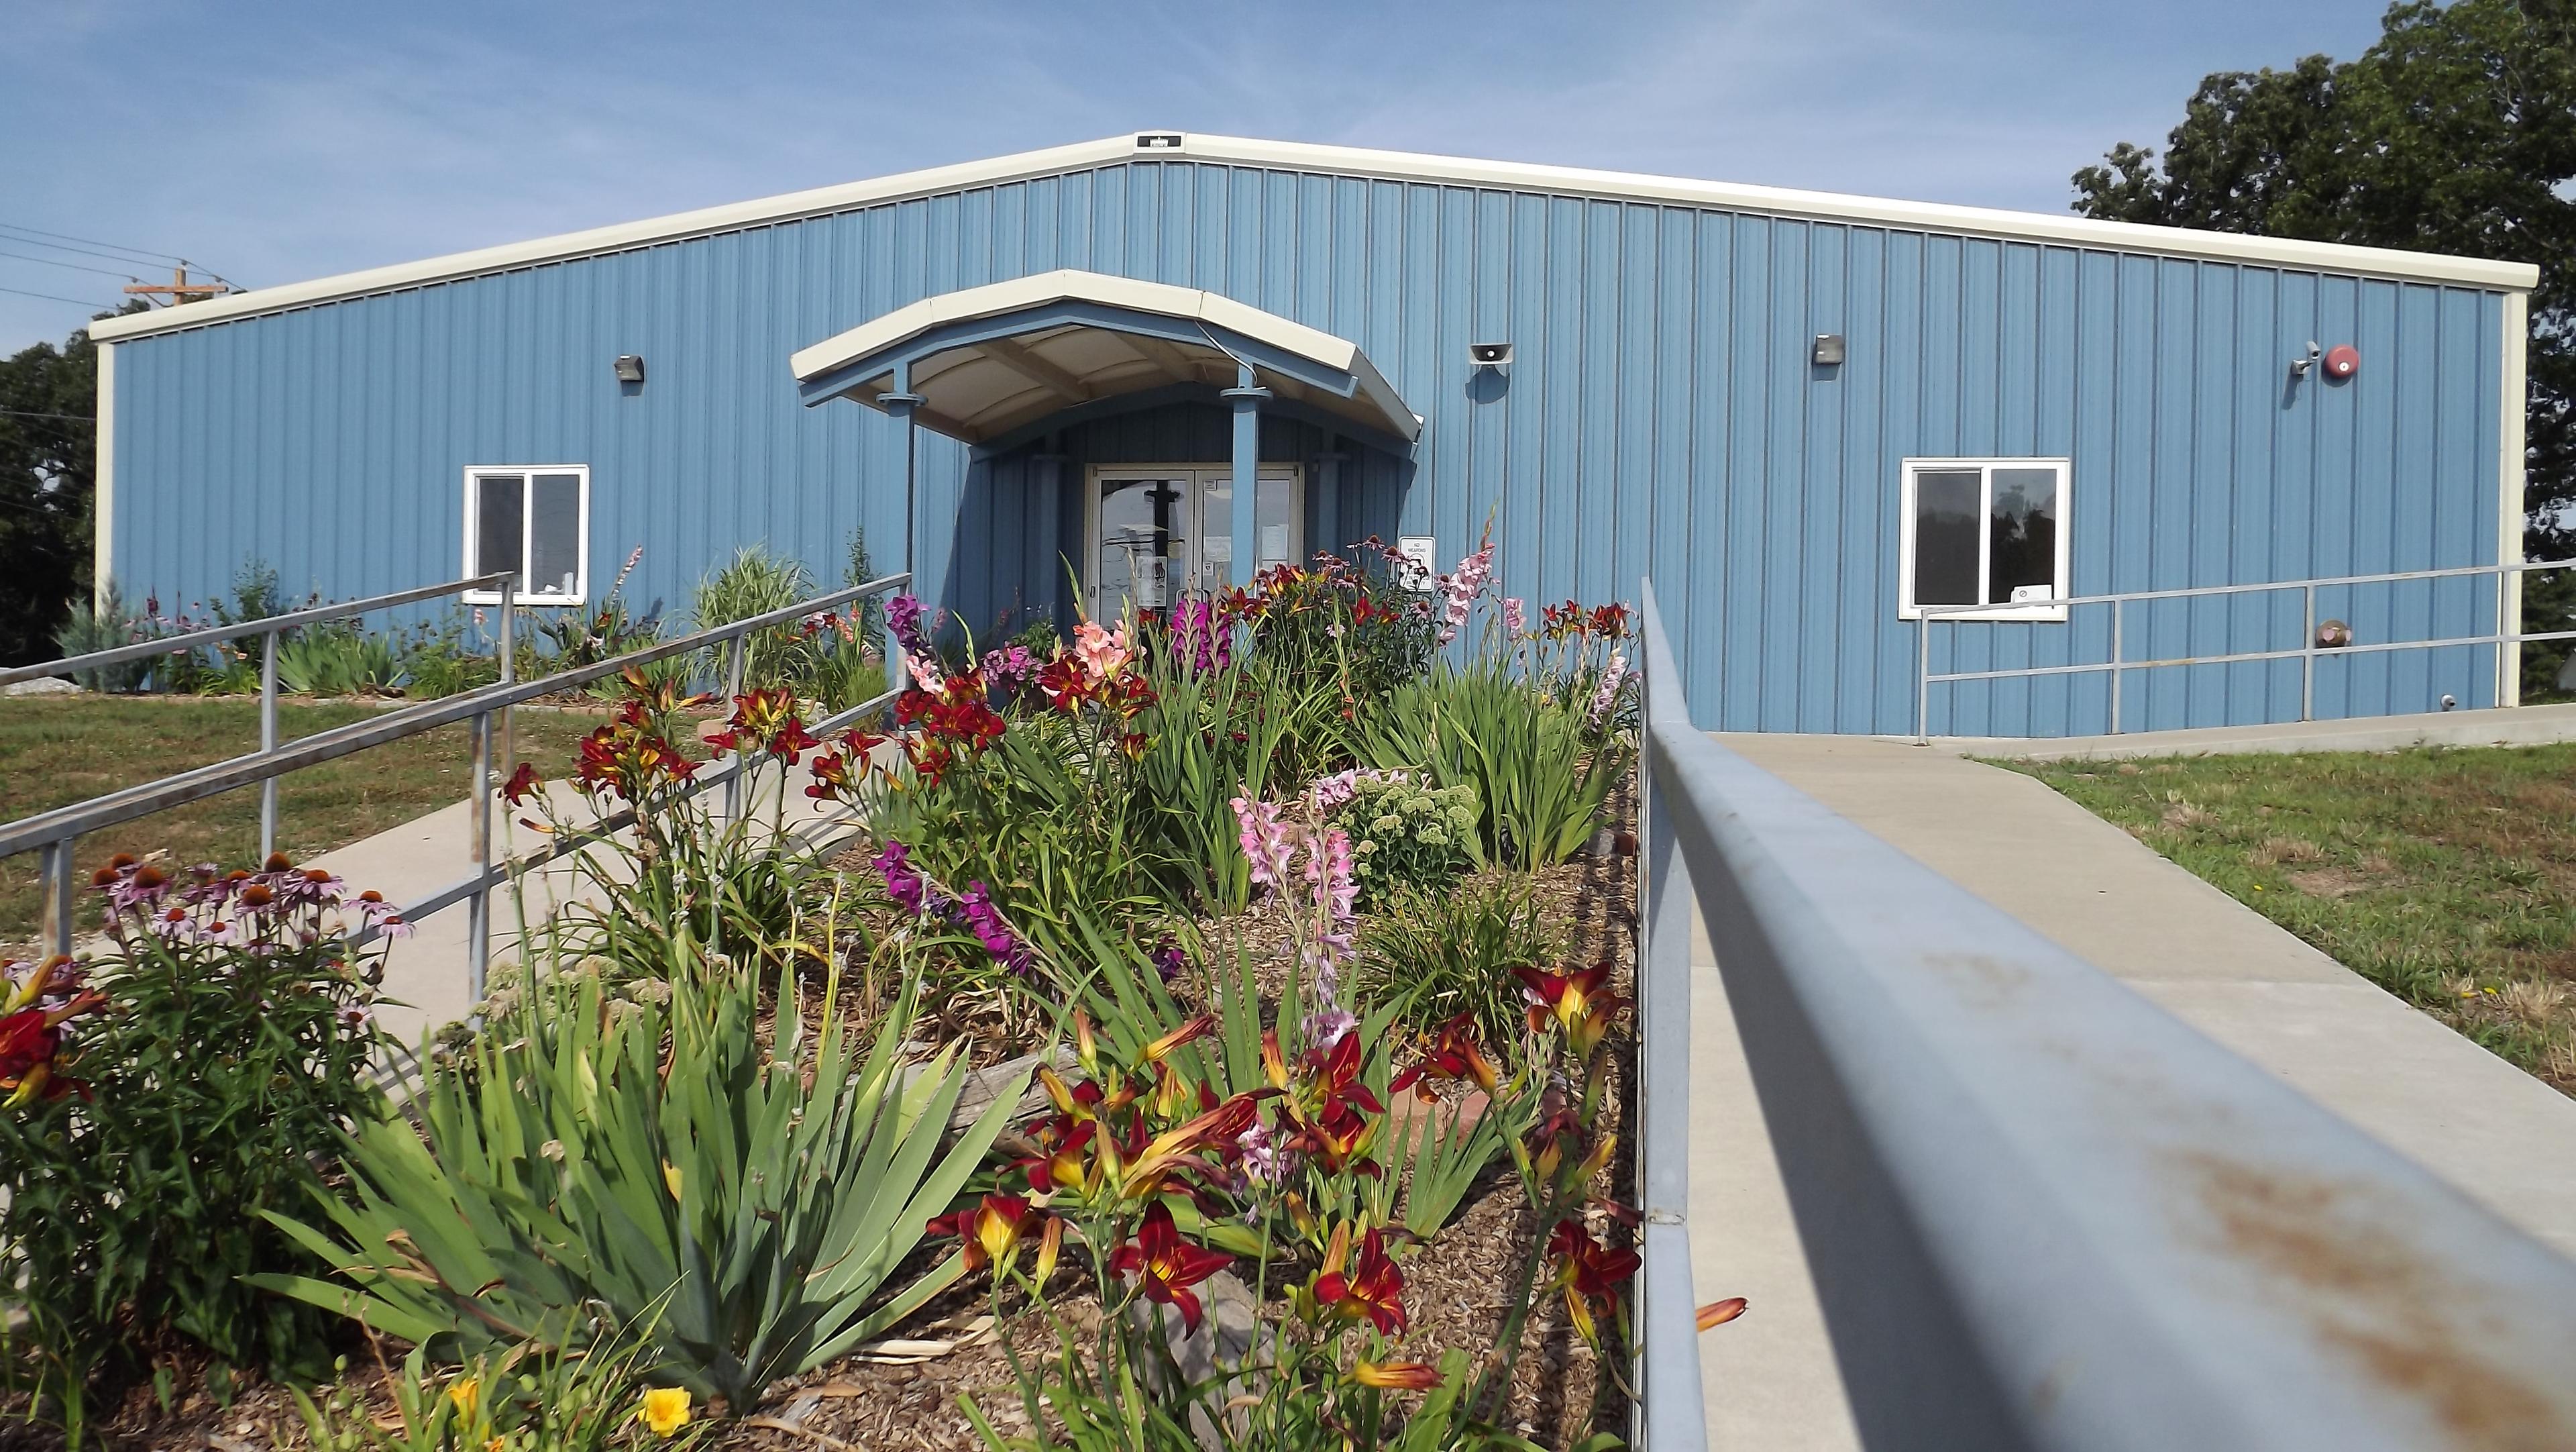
[1364,667,1630,870]
[535,546,665,672]
[692,546,813,691]
[48,580,152,691]
[275,621,411,696]
[262,951,1022,1413]
[1358,873,1563,1059]
[1328,770,1479,904]
[0,856,399,1443]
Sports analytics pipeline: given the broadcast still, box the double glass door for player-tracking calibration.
[1089,467,1300,619]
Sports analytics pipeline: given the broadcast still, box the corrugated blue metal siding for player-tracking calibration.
[110,159,2508,734]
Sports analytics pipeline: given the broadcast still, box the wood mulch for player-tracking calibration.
[12,794,1642,1452]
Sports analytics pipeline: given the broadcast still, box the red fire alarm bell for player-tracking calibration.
[2323,344,2360,380]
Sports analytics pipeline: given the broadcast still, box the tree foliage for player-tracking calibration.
[0,309,131,665]
[2072,1,2576,564]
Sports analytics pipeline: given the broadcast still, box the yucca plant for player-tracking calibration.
[255,946,1024,1412]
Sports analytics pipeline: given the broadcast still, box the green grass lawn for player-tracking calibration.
[2013,745,2576,1096]
[0,695,608,951]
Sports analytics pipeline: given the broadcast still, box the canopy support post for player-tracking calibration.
[1222,362,1271,590]
[882,360,924,693]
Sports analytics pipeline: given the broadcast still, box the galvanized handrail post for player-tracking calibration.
[466,707,492,1008]
[258,619,280,860]
[2301,583,2317,722]
[40,837,74,958]
[2108,599,2123,735]
[497,590,517,791]
[1915,612,1931,744]
[722,634,749,825]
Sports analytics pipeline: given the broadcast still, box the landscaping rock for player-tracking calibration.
[3,674,79,696]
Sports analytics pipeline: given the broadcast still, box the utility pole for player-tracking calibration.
[124,264,231,307]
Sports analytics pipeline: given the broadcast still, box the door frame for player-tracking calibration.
[1081,462,1304,616]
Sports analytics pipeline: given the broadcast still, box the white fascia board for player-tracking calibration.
[95,132,2540,344]
[792,268,1372,392]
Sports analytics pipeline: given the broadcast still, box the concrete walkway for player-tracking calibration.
[1684,733,2576,1449]
[1935,700,2576,762]
[311,766,859,1051]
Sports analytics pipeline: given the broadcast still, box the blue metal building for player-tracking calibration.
[87,132,2536,735]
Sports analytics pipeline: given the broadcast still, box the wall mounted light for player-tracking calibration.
[1812,333,1845,366]
[614,354,647,384]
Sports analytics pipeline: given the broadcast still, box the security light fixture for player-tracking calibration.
[1812,333,1846,366]
[1469,342,1513,368]
[614,354,646,384]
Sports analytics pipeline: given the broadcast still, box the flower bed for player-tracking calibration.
[3,531,1741,1452]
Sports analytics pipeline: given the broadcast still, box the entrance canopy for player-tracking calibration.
[788,269,1420,454]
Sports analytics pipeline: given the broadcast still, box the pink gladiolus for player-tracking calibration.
[1231,796,1299,890]
[1434,538,1495,647]
[1504,597,1526,636]
[1591,650,1628,726]
[1073,621,1132,681]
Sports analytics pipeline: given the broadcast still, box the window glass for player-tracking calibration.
[1988,468,2057,604]
[529,473,583,597]
[474,474,524,588]
[1097,476,1185,614]
[1911,470,1981,607]
[1256,474,1296,569]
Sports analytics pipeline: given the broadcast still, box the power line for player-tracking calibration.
[0,248,141,281]
[0,409,94,424]
[0,284,119,309]
[0,221,188,268]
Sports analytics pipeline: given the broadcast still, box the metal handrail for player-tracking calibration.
[1632,585,1711,1451]
[5,572,520,866]
[3,571,909,1003]
[1913,557,2576,739]
[0,573,514,688]
[1638,579,2576,1448]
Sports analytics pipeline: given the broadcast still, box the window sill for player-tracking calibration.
[464,592,589,608]
[1901,605,2070,624]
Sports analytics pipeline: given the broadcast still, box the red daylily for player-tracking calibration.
[1310,1222,1407,1336]
[927,1192,1057,1281]
[1390,1012,1501,1100]
[703,687,821,763]
[502,761,542,806]
[574,710,700,801]
[1514,960,1623,1056]
[1546,1219,1642,1346]
[1110,1200,1234,1332]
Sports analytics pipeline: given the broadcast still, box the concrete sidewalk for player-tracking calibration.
[1931,701,2576,762]
[312,766,859,1050]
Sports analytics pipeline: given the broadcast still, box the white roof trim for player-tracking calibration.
[92,132,2539,342]
[792,268,1420,445]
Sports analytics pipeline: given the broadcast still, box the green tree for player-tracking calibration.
[2072,0,2576,688]
[0,305,143,665]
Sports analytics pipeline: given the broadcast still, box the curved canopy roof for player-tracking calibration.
[789,268,1419,452]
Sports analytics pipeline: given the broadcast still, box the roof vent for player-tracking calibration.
[1136,132,1185,150]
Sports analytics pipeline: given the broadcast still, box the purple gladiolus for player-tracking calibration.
[873,839,943,919]
[956,880,1035,977]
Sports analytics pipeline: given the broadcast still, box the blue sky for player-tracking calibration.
[2,0,2398,354]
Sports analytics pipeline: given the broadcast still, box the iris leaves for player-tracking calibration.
[255,951,1025,1412]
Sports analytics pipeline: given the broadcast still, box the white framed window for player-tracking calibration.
[1898,458,2070,622]
[462,466,589,605]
